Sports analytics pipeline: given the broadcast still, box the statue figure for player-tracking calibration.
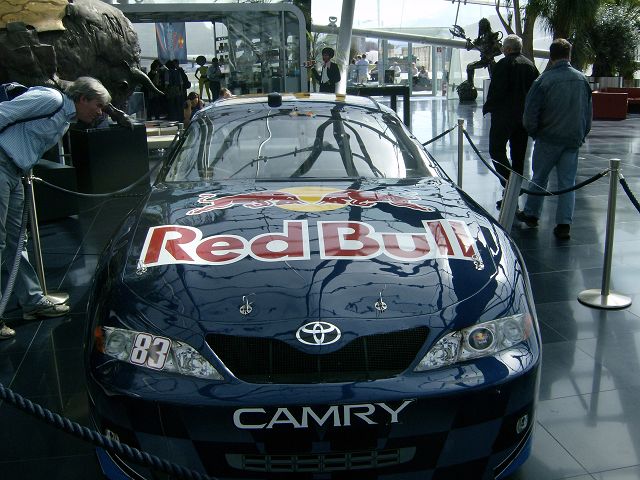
[450,18,503,101]
[0,0,162,120]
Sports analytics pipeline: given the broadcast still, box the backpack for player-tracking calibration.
[0,82,64,134]
[207,65,222,83]
[0,82,29,102]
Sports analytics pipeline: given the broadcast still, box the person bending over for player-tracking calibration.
[0,77,112,338]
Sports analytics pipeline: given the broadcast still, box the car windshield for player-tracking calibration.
[163,101,437,181]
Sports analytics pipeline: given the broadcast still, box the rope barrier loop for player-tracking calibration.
[0,383,216,480]
[461,127,611,197]
[32,159,164,199]
[422,124,458,147]
[619,175,640,214]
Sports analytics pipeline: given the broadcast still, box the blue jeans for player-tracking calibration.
[0,153,44,309]
[523,140,579,225]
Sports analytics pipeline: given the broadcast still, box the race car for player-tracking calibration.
[85,92,540,480]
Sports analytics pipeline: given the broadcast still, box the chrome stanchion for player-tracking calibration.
[498,174,523,232]
[578,158,631,309]
[457,119,464,187]
[24,170,69,305]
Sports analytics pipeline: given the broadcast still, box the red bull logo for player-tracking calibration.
[186,187,434,215]
[140,219,479,267]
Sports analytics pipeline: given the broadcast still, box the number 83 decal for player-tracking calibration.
[130,333,171,369]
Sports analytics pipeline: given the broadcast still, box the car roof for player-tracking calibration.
[212,92,382,110]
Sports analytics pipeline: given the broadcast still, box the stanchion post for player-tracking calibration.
[578,158,631,309]
[457,119,464,187]
[498,174,523,231]
[24,171,69,305]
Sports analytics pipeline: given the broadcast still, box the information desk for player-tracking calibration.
[346,84,411,127]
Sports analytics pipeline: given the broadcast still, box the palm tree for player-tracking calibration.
[496,0,605,70]
[494,0,545,61]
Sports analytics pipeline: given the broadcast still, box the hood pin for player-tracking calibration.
[136,260,147,276]
[240,295,253,315]
[374,291,387,313]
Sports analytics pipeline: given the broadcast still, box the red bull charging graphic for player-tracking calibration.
[186,187,435,215]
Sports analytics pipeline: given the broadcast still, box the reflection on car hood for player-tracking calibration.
[122,179,503,323]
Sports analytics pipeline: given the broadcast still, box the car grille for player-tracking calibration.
[206,326,428,383]
[225,447,416,473]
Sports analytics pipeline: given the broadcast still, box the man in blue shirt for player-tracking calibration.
[0,76,111,339]
[516,39,592,240]
[355,54,369,84]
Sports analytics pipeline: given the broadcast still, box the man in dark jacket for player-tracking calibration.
[483,34,539,200]
[309,47,341,93]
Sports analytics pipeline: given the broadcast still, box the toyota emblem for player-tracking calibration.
[296,321,341,346]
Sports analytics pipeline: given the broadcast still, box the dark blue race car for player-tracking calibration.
[86,93,540,480]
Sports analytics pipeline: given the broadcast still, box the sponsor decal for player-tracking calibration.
[186,187,435,214]
[140,219,479,267]
[233,400,414,429]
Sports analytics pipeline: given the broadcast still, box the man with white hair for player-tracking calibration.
[0,76,111,338]
[483,34,539,209]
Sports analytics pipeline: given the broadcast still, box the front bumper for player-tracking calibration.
[88,349,539,480]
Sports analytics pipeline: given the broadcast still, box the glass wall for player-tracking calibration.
[225,10,301,94]
[116,3,307,94]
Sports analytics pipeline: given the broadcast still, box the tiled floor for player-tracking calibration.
[0,97,639,479]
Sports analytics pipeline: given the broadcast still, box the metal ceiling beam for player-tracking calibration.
[312,24,548,59]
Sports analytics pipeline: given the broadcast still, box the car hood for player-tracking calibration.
[120,179,504,325]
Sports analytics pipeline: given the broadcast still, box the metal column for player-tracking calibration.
[335,0,356,95]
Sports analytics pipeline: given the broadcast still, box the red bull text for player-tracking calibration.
[140,220,479,267]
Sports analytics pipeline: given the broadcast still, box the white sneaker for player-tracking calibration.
[45,295,68,306]
[0,324,16,339]
[23,297,70,320]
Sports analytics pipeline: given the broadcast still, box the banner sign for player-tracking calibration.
[155,22,187,64]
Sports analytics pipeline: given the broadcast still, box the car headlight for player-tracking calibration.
[414,314,533,371]
[95,326,223,380]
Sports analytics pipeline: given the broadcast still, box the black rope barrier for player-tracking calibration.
[461,129,508,183]
[0,383,216,480]
[522,169,610,196]
[422,125,458,146]
[461,128,610,197]
[33,160,163,199]
[619,175,640,214]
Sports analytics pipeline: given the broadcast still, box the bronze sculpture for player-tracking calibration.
[0,0,161,122]
[450,19,503,101]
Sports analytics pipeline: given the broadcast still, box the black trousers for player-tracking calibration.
[210,81,221,101]
[489,115,529,187]
[319,82,336,93]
